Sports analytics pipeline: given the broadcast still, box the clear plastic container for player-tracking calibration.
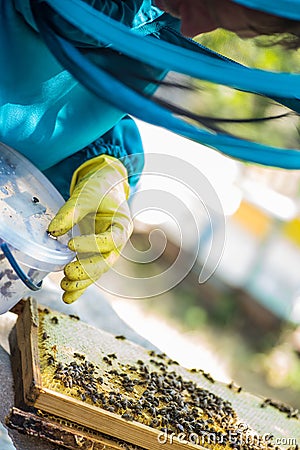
[0,143,74,314]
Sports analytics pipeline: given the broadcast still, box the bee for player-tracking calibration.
[202,372,215,383]
[0,281,13,298]
[69,314,80,320]
[5,269,18,280]
[121,413,133,421]
[74,352,85,360]
[47,355,55,366]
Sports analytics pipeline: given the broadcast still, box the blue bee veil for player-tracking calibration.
[233,0,300,20]
[31,0,300,169]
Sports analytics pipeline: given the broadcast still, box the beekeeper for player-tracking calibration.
[2,0,300,303]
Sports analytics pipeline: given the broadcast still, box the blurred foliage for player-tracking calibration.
[197,29,300,71]
[130,26,300,400]
[258,328,300,390]
[142,278,300,404]
[189,30,300,148]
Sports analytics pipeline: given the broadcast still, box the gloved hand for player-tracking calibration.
[48,155,132,304]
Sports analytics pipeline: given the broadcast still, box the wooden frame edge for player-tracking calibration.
[15,298,42,405]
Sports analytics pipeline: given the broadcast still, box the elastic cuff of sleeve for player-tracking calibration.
[70,154,129,197]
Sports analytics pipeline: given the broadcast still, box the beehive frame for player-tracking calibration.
[8,298,300,450]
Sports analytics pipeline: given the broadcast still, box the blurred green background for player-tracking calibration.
[107,30,300,410]
[195,30,300,149]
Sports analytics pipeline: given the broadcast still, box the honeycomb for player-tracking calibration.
[37,307,299,450]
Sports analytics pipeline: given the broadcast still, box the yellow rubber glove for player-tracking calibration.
[48,155,132,304]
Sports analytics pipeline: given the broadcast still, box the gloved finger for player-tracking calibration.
[63,289,87,304]
[60,276,93,292]
[48,205,79,237]
[79,215,112,236]
[68,227,128,254]
[48,196,96,237]
[64,251,119,281]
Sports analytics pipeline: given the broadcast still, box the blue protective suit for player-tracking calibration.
[0,0,173,196]
[233,0,300,20]
[2,0,300,190]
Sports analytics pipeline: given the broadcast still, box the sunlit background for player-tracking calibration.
[104,30,300,410]
[105,119,300,408]
[2,29,300,450]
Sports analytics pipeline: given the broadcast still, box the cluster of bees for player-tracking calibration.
[260,398,299,420]
[45,350,280,450]
[38,311,299,450]
[0,252,18,298]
